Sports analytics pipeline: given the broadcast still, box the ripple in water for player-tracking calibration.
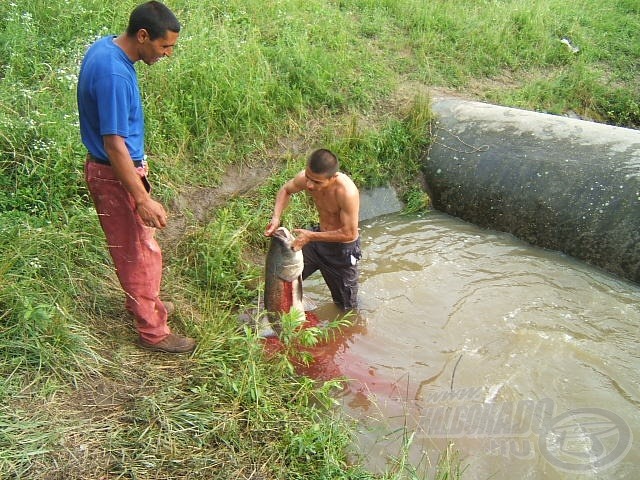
[302,211,640,480]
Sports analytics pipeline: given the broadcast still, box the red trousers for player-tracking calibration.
[85,160,171,343]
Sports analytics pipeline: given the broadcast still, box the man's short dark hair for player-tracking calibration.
[126,1,180,40]
[308,149,339,177]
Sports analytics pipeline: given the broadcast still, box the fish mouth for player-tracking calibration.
[273,227,294,242]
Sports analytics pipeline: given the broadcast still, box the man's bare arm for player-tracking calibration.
[264,170,306,236]
[103,134,167,229]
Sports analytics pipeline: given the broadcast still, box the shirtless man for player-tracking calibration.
[264,149,361,309]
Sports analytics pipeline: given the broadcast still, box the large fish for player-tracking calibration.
[260,226,305,337]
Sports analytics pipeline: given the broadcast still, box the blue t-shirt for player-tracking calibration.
[77,35,145,161]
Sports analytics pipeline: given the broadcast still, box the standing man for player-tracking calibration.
[77,1,195,353]
[265,149,361,310]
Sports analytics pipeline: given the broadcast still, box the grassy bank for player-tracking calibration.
[1,0,637,478]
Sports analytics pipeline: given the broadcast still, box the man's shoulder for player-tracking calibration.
[330,174,358,207]
[85,36,116,59]
[336,172,359,193]
[82,36,131,77]
[290,170,308,185]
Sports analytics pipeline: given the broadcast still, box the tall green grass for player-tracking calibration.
[1,0,636,477]
[337,0,639,126]
[142,0,394,186]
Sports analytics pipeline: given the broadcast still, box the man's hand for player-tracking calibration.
[136,198,168,229]
[264,217,280,236]
[292,228,313,251]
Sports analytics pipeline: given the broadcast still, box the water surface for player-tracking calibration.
[303,211,639,479]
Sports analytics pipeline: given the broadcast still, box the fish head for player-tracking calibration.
[268,227,304,281]
[272,226,296,247]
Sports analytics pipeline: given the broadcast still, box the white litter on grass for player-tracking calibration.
[560,37,580,53]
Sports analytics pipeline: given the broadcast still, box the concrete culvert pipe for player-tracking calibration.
[423,97,640,284]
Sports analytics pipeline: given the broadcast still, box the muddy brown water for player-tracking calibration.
[302,211,639,480]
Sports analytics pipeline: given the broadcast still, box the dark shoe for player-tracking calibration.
[139,333,196,353]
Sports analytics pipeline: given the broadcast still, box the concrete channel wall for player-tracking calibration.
[423,97,640,284]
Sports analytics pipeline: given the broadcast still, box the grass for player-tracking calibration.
[338,0,638,125]
[0,0,637,478]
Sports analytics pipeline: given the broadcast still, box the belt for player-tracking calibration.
[86,153,144,168]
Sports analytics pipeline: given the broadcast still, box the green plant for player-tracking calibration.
[178,208,261,307]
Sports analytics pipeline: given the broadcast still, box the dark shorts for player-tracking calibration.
[302,228,361,310]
